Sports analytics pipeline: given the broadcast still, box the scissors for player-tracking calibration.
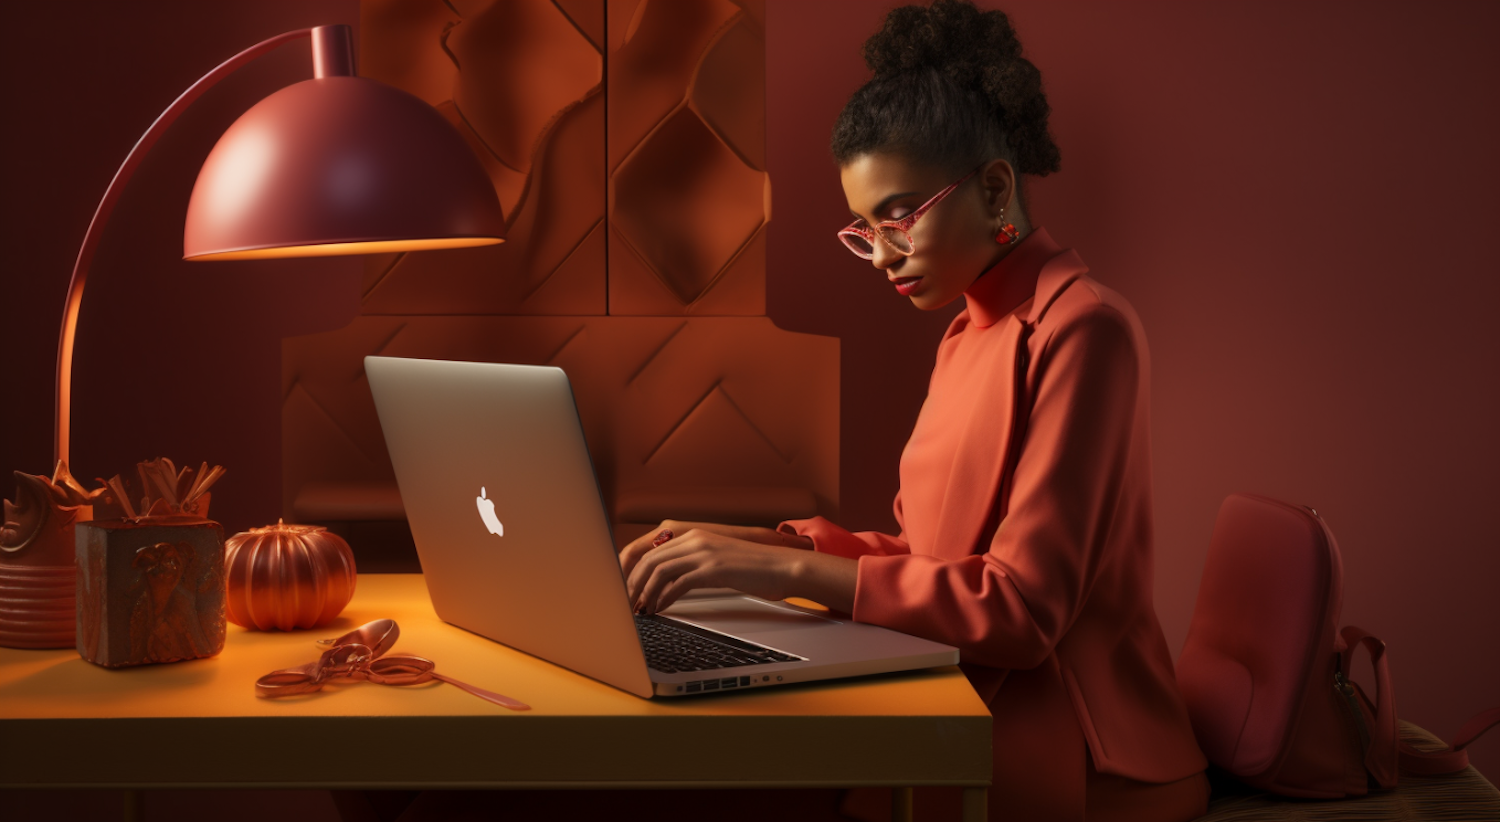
[255,619,530,711]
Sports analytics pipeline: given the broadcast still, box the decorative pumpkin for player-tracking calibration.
[224,520,356,631]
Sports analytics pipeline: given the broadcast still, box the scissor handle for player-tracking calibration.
[362,654,438,685]
[255,643,378,697]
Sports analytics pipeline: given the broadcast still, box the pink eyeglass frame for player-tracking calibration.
[837,165,980,259]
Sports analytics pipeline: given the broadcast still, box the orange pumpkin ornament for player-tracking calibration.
[224,520,356,631]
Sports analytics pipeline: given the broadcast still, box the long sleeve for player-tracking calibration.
[778,492,912,561]
[851,304,1143,670]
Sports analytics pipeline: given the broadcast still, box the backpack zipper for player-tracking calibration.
[1311,504,1370,760]
[1334,669,1372,754]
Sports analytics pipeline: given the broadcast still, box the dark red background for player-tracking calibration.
[1,0,1495,796]
[1,0,363,539]
[765,0,1499,785]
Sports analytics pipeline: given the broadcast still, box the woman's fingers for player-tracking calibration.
[619,522,799,582]
[619,537,648,578]
[649,567,716,615]
[623,528,804,613]
[619,520,680,577]
[636,555,717,615]
[625,532,702,604]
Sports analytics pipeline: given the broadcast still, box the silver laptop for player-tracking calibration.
[365,356,958,698]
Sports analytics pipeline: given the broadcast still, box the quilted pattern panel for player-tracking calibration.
[283,1,830,535]
[357,0,606,315]
[607,0,768,315]
[282,316,837,523]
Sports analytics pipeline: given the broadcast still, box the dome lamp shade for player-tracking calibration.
[183,48,504,260]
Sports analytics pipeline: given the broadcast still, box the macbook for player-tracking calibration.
[365,356,958,698]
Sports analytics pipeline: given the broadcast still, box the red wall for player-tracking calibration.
[0,0,362,538]
[1,0,1494,791]
[765,0,1499,783]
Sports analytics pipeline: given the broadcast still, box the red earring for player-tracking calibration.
[994,211,1019,244]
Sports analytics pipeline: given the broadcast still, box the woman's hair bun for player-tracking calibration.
[835,0,1060,177]
[862,0,1021,81]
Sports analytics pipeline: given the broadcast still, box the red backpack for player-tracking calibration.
[1175,493,1498,798]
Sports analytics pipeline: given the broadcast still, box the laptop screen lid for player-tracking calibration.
[365,356,654,698]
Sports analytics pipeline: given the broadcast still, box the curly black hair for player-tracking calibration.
[831,0,1060,180]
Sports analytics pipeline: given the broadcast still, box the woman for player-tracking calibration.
[619,1,1210,820]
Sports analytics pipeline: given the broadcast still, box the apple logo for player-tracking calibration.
[476,487,504,537]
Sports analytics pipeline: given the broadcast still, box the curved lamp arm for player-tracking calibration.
[54,26,353,468]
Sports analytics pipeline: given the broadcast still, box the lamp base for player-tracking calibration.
[0,564,76,649]
[0,469,92,649]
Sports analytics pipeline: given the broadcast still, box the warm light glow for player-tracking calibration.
[184,236,504,261]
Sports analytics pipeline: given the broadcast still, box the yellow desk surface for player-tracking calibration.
[1,574,991,791]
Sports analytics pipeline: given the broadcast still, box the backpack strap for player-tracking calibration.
[1397,706,1500,775]
[1338,626,1399,787]
[1340,626,1500,776]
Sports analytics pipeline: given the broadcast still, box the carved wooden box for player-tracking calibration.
[75,519,227,667]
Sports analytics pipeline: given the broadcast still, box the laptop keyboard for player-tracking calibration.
[634,613,801,673]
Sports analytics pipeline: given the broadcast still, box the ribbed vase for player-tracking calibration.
[0,564,75,648]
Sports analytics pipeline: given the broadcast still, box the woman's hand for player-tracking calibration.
[621,528,810,618]
[620,520,813,556]
[618,520,854,615]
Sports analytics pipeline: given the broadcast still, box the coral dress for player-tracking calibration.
[779,228,1210,821]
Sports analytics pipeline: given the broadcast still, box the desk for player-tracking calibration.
[1,574,992,821]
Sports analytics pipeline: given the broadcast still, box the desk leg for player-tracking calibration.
[961,787,986,822]
[892,787,913,822]
[123,789,145,822]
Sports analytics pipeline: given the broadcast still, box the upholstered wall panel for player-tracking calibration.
[284,0,834,564]
[607,0,768,315]
[358,0,607,315]
[283,316,837,525]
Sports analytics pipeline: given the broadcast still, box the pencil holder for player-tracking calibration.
[75,519,227,667]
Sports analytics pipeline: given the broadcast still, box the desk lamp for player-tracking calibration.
[0,24,503,650]
[55,23,505,467]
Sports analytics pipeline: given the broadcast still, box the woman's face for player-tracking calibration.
[840,152,1015,311]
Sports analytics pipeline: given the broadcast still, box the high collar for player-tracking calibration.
[963,226,1065,328]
